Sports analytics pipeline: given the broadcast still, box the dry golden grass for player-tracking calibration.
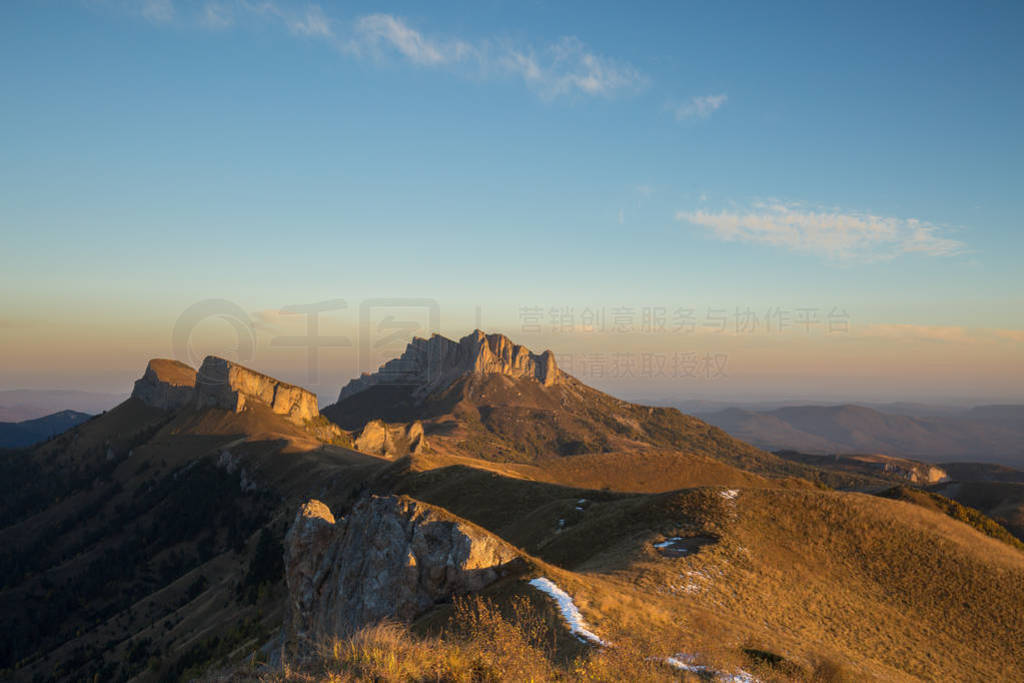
[379,453,1024,680]
[17,380,1024,682]
[259,595,690,683]
[508,449,777,493]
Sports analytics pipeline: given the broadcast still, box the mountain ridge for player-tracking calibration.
[338,329,561,404]
[3,334,1024,681]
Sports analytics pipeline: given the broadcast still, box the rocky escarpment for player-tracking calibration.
[885,460,948,485]
[131,356,320,426]
[195,356,319,426]
[338,329,561,403]
[131,359,197,410]
[354,419,427,457]
[285,495,524,639]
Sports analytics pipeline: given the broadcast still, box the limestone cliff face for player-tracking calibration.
[284,495,523,638]
[909,464,949,485]
[195,357,319,426]
[338,330,561,403]
[354,419,426,457]
[131,359,197,410]
[131,356,320,425]
[869,457,949,485]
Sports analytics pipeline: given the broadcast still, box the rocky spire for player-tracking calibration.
[337,330,561,402]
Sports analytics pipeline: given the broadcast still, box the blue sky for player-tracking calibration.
[1,1,1022,401]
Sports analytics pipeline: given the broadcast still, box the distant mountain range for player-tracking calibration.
[698,403,1024,466]
[0,389,125,422]
[0,409,92,449]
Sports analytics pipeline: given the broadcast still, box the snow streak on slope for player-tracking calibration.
[665,653,759,682]
[527,577,608,646]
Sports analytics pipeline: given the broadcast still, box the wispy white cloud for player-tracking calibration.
[350,13,471,65]
[673,93,727,121]
[676,200,966,261]
[346,17,645,98]
[502,37,647,98]
[201,2,233,29]
[142,0,175,23]
[128,4,646,99]
[288,5,332,38]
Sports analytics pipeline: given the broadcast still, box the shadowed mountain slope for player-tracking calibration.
[324,330,835,483]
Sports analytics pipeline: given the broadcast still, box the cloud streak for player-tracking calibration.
[142,0,175,23]
[136,2,648,99]
[673,93,727,120]
[200,2,232,29]
[859,324,970,343]
[346,17,646,98]
[676,200,966,261]
[288,5,331,37]
[857,324,1024,345]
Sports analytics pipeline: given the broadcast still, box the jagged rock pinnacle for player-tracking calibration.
[337,330,561,403]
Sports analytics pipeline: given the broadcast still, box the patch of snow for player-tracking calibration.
[719,489,739,500]
[654,537,685,550]
[574,505,585,512]
[664,654,709,674]
[577,498,587,505]
[664,653,759,682]
[528,577,608,646]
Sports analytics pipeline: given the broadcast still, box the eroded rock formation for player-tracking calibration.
[132,356,322,426]
[354,419,427,457]
[131,359,197,410]
[284,495,523,638]
[195,356,319,425]
[338,329,561,402]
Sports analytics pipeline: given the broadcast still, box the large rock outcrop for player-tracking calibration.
[131,359,197,410]
[285,495,524,638]
[196,356,319,426]
[338,330,561,402]
[131,356,321,426]
[354,419,427,457]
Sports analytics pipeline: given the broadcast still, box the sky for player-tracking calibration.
[1,0,1022,405]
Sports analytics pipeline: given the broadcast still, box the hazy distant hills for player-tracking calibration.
[0,389,125,422]
[0,410,92,449]
[700,403,1024,465]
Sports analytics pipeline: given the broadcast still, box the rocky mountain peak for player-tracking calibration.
[131,359,197,410]
[337,330,561,403]
[195,357,319,425]
[130,356,319,425]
